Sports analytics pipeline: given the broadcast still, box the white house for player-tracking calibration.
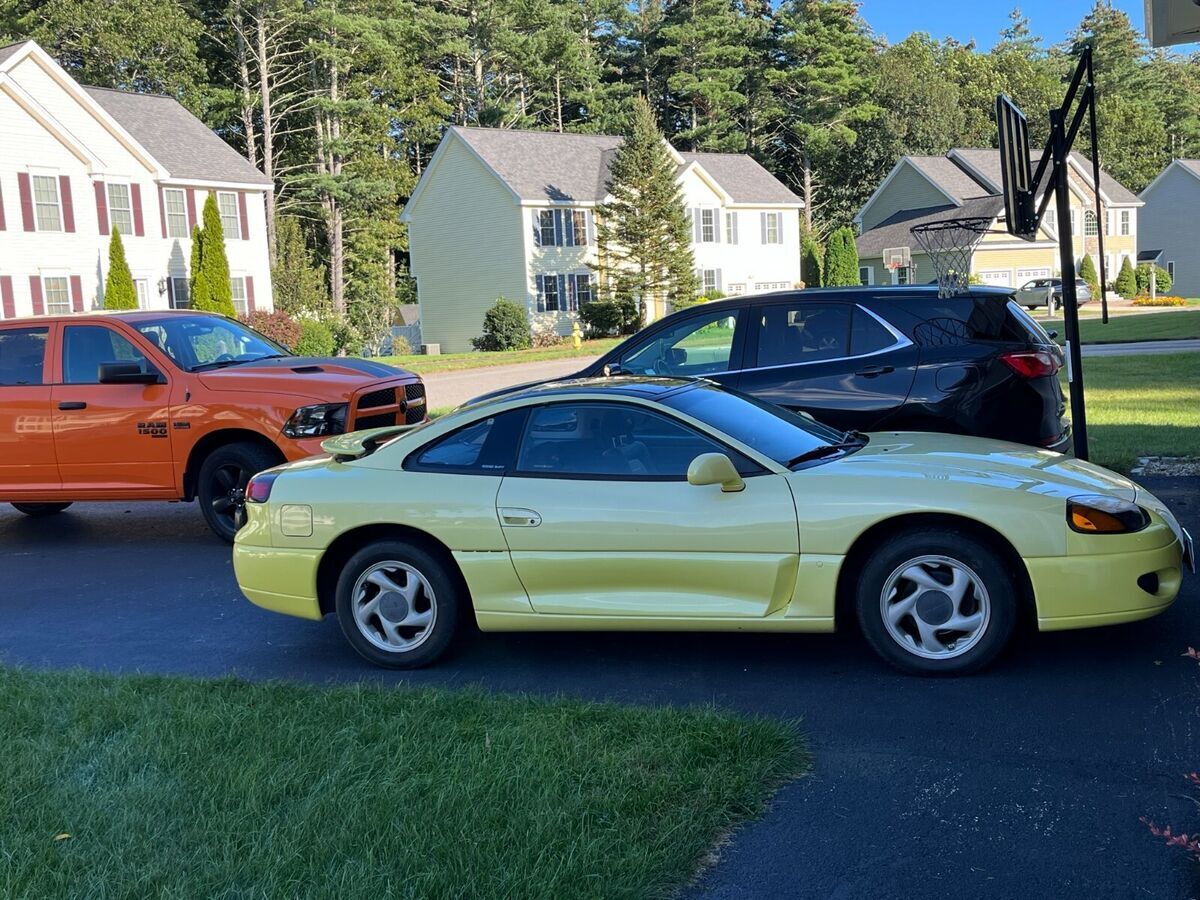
[401,126,803,353]
[0,40,273,320]
[1138,159,1200,296]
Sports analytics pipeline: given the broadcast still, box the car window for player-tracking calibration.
[0,327,49,386]
[62,325,153,384]
[133,315,287,371]
[408,410,525,473]
[515,402,740,479]
[755,302,851,367]
[910,297,1032,346]
[619,310,739,377]
[850,307,899,355]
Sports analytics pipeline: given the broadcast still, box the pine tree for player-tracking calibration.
[103,228,138,309]
[189,223,209,309]
[195,193,235,316]
[592,95,697,326]
[1114,255,1137,296]
[822,226,860,286]
[273,216,332,319]
[801,233,824,287]
[1078,253,1099,296]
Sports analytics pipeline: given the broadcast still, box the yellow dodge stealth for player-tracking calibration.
[233,377,1192,675]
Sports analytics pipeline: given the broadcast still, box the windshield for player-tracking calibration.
[662,384,852,468]
[133,316,290,372]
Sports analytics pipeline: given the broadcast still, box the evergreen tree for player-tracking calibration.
[189,223,209,309]
[592,95,697,326]
[1114,255,1137,296]
[191,194,235,316]
[801,233,824,287]
[823,226,859,286]
[273,216,332,319]
[103,228,138,310]
[1078,253,1099,296]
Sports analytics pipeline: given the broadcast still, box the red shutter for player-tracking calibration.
[59,175,75,232]
[0,277,13,318]
[158,185,167,238]
[70,275,84,312]
[0,182,6,231]
[94,180,109,235]
[131,183,145,236]
[17,173,34,231]
[237,191,249,240]
[245,275,256,313]
[29,276,44,315]
[185,189,197,231]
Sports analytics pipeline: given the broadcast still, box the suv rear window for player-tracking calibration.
[0,327,49,386]
[909,296,1042,346]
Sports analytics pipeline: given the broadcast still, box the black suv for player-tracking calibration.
[483,286,1070,451]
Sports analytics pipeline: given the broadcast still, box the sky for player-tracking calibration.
[858,1,1146,51]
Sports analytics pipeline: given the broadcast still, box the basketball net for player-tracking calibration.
[910,217,992,298]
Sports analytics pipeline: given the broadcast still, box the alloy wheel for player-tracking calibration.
[210,463,250,532]
[879,554,991,660]
[351,561,437,653]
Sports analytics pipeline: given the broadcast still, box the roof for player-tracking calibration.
[0,40,30,66]
[83,86,272,186]
[856,195,1006,258]
[904,155,992,203]
[449,126,800,205]
[951,147,1139,205]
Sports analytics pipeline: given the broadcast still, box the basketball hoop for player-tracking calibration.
[910,217,992,298]
[883,246,911,272]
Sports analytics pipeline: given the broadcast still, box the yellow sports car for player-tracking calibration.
[233,377,1192,675]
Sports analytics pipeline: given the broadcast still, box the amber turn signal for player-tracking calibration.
[1066,496,1149,534]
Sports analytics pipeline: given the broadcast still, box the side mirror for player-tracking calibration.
[98,362,162,385]
[667,347,687,366]
[603,361,623,377]
[1048,330,1059,340]
[687,452,745,493]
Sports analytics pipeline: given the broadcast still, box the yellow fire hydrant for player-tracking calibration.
[571,320,582,349]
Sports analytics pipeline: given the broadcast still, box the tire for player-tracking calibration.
[197,442,280,542]
[334,540,460,669]
[11,502,72,517]
[855,528,1018,676]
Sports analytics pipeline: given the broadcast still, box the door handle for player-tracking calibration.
[854,365,894,378]
[499,507,541,527]
[57,401,87,410]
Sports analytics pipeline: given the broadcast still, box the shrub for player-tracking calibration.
[1114,256,1137,297]
[103,228,137,310]
[390,335,412,356]
[471,298,531,351]
[1078,254,1099,296]
[801,234,824,288]
[240,310,301,349]
[1132,295,1188,307]
[1136,263,1172,295]
[579,299,625,335]
[294,319,336,357]
[532,329,565,348]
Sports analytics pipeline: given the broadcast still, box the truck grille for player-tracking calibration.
[351,382,426,430]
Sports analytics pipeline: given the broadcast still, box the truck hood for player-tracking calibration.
[827,431,1139,502]
[196,356,415,400]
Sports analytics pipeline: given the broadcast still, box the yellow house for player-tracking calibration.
[855,149,1141,291]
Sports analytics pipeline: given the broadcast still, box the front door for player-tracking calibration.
[496,401,799,618]
[50,323,176,495]
[0,324,59,493]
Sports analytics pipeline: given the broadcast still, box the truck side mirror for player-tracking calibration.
[98,362,163,385]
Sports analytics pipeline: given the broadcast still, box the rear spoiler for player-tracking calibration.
[321,425,419,461]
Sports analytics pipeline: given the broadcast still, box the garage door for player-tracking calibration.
[977,270,1012,287]
[1016,267,1052,282]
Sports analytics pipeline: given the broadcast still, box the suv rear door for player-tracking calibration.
[0,323,59,493]
[737,298,919,431]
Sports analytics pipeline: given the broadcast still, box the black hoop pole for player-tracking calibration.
[1085,51,1110,325]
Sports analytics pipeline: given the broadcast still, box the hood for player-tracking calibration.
[829,431,1138,502]
[197,356,416,400]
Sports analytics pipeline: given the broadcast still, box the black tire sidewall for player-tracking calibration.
[855,529,1018,676]
[197,442,279,542]
[334,540,460,669]
[11,502,72,516]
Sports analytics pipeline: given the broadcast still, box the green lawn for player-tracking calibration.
[376,338,622,375]
[1044,309,1200,344]
[0,667,805,899]
[1070,352,1200,472]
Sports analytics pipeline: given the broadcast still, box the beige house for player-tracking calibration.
[855,149,1141,290]
[401,126,802,353]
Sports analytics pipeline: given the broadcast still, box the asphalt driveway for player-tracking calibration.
[2,477,1198,899]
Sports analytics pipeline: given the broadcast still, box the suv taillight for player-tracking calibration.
[246,472,280,503]
[1000,349,1060,379]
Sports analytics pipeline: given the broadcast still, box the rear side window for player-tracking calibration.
[911,297,1033,346]
[406,410,525,474]
[755,302,851,366]
[850,307,899,355]
[0,327,49,386]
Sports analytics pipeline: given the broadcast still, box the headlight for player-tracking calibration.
[1066,495,1150,534]
[282,403,348,438]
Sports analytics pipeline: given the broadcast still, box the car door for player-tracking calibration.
[50,323,176,495]
[609,306,746,388]
[0,324,60,493]
[737,299,919,431]
[495,400,799,618]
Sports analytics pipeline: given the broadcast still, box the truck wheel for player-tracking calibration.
[198,442,280,542]
[11,502,72,517]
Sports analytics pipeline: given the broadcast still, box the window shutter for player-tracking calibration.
[728,212,738,245]
[238,192,250,240]
[245,275,256,313]
[0,276,13,318]
[0,182,6,231]
[585,211,594,245]
[532,210,541,246]
[535,275,545,312]
[17,173,34,231]
[94,181,109,235]
[558,274,567,311]
[131,184,145,236]
[167,278,176,307]
[158,186,167,238]
[716,269,723,292]
[186,189,198,231]
[69,275,84,312]
[692,208,701,243]
[553,209,563,246]
[714,210,721,243]
[29,276,44,315]
[59,176,75,232]
[760,212,767,243]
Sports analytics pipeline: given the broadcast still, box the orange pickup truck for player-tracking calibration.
[0,310,425,540]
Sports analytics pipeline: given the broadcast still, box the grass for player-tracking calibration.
[1043,309,1200,344]
[376,338,622,375]
[1069,352,1200,472]
[0,666,805,899]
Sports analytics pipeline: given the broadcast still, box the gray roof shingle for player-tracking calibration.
[856,195,1005,258]
[951,147,1139,204]
[84,86,271,186]
[0,40,31,66]
[904,155,992,203]
[678,152,802,203]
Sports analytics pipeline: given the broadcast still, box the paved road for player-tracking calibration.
[421,356,599,409]
[1,477,1197,898]
[1082,339,1200,357]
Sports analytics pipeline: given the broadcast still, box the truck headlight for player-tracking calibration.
[1067,495,1150,534]
[283,403,348,438]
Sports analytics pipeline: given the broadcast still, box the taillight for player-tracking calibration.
[246,471,280,503]
[1000,349,1060,379]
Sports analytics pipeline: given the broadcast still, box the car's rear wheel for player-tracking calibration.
[855,529,1018,676]
[198,442,280,542]
[334,540,460,669]
[11,502,72,517]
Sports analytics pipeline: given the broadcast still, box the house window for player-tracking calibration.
[1120,210,1131,236]
[1045,208,1056,231]
[1104,209,1112,236]
[164,189,189,239]
[569,273,592,308]
[107,183,134,235]
[42,276,70,315]
[763,212,782,244]
[1069,209,1077,235]
[538,273,561,312]
[570,210,587,246]
[230,276,248,315]
[725,211,738,244]
[169,276,190,309]
[217,192,241,239]
[859,266,873,286]
[134,279,149,308]
[1168,260,1175,280]
[1084,210,1098,236]
[895,266,911,286]
[701,269,719,294]
[32,175,63,231]
[727,283,745,295]
[700,209,716,243]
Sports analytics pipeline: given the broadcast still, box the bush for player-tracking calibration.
[801,235,823,288]
[579,299,625,336]
[294,319,336,357]
[1132,295,1188,307]
[1114,256,1137,297]
[532,328,566,348]
[103,229,137,310]
[472,298,531,351]
[823,227,860,287]
[390,335,412,355]
[240,310,301,349]
[1136,263,1172,295]
[1078,254,1099,296]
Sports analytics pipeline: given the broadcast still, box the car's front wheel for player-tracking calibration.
[855,528,1018,676]
[11,502,72,517]
[334,540,460,668]
[198,442,280,542]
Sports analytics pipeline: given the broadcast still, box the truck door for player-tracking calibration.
[0,324,59,493]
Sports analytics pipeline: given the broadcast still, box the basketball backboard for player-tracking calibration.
[882,246,911,270]
[996,94,1037,241]
[1145,0,1200,47]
